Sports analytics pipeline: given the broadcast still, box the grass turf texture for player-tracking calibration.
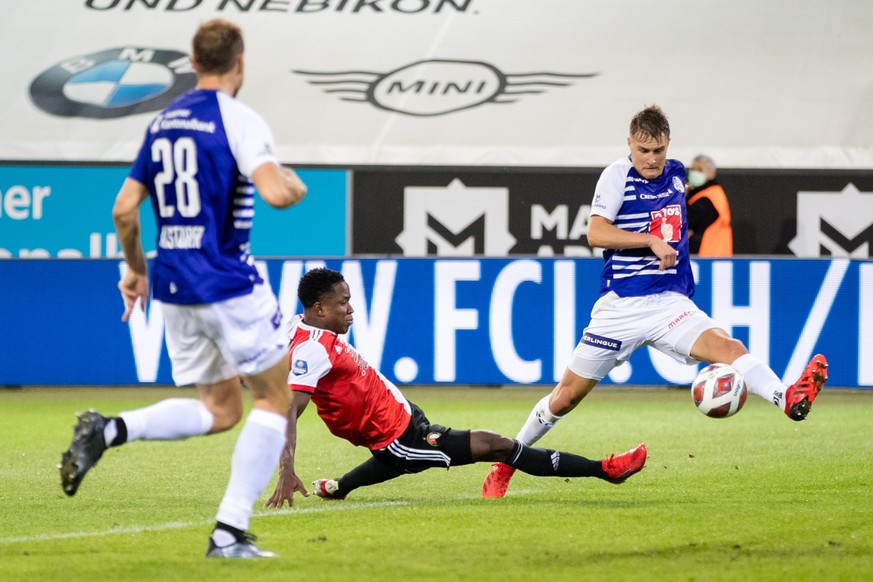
[1,386,871,581]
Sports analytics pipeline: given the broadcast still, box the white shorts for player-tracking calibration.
[567,291,718,381]
[161,282,288,386]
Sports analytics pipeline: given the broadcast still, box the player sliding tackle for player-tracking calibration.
[265,268,647,506]
[481,104,828,499]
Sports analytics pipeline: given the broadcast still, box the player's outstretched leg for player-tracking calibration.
[312,478,346,500]
[59,410,108,496]
[601,443,648,484]
[482,463,517,498]
[483,443,647,497]
[784,354,828,421]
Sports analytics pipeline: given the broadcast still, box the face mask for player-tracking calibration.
[687,170,707,188]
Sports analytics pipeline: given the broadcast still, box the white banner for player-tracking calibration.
[2,0,872,168]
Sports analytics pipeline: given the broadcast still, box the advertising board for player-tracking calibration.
[1,257,868,388]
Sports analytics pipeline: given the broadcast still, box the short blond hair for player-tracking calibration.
[192,19,244,75]
[629,105,670,140]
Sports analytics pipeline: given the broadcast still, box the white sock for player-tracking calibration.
[216,409,287,532]
[116,398,214,443]
[210,528,237,547]
[731,354,786,409]
[103,420,118,447]
[516,395,564,446]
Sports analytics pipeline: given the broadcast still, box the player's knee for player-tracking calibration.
[472,430,515,461]
[207,401,244,433]
[721,337,748,361]
[551,389,585,416]
[491,434,516,456]
[550,372,597,416]
[263,384,291,414]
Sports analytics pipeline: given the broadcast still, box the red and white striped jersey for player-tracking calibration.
[287,316,412,450]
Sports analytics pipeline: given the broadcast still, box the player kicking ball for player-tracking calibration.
[264,268,647,507]
[481,104,828,499]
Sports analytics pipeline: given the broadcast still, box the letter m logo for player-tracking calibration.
[427,213,485,254]
[820,220,873,256]
[396,178,516,256]
[789,184,873,257]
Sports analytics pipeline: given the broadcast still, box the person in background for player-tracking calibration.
[686,154,733,256]
[58,18,307,559]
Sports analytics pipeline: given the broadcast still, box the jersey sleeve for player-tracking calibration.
[129,126,153,184]
[590,160,629,222]
[216,93,279,178]
[288,340,332,393]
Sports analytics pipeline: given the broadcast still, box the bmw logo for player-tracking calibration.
[30,47,197,119]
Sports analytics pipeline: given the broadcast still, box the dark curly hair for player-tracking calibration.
[297,268,346,308]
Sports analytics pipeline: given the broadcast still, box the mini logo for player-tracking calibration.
[30,47,196,119]
[672,176,684,192]
[581,332,622,351]
[426,431,442,446]
[395,178,516,256]
[294,59,597,117]
[292,359,309,375]
[788,183,873,257]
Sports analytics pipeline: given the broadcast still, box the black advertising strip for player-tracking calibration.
[352,169,601,257]
[352,168,873,256]
[716,169,873,254]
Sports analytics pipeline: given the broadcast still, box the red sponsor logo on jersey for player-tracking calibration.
[667,310,695,330]
[649,204,682,243]
[343,343,370,376]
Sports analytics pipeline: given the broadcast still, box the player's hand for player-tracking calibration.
[649,237,678,271]
[118,269,149,322]
[265,471,309,508]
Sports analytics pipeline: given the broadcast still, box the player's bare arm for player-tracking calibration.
[112,178,150,321]
[265,390,312,508]
[252,162,307,209]
[587,215,677,270]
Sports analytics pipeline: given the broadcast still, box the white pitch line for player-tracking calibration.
[0,489,539,546]
[0,500,409,545]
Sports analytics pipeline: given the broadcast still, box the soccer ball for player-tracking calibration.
[691,363,748,418]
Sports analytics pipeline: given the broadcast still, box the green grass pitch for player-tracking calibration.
[1,385,872,581]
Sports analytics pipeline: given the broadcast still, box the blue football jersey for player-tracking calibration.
[589,157,694,298]
[130,89,279,304]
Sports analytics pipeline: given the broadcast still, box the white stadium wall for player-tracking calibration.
[1,1,872,387]
[2,0,873,168]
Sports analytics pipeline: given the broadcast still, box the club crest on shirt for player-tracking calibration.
[292,359,308,375]
[426,432,442,446]
[672,176,684,192]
